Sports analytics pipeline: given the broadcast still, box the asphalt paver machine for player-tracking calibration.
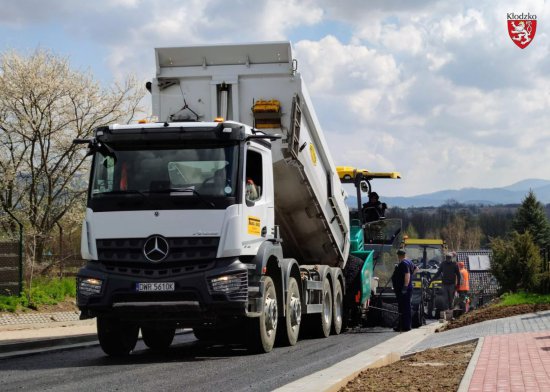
[337,168,403,328]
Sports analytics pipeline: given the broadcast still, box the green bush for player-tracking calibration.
[490,231,541,293]
[0,295,22,312]
[0,277,76,312]
[536,271,550,294]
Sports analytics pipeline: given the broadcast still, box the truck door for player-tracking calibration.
[242,144,273,254]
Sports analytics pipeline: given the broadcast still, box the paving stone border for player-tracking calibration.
[409,310,550,353]
[0,311,80,326]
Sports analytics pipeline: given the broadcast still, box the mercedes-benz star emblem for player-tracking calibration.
[143,235,169,262]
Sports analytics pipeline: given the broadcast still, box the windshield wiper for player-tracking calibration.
[94,190,148,197]
[147,187,216,208]
[93,190,158,208]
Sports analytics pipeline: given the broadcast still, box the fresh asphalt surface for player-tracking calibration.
[0,326,397,392]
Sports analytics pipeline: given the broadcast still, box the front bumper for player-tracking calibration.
[77,258,260,325]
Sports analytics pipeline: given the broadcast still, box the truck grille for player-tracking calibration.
[111,291,199,303]
[102,261,216,277]
[96,237,219,264]
[207,271,248,301]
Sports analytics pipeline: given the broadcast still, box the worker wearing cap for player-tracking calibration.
[392,249,417,332]
[430,252,461,313]
[457,261,470,312]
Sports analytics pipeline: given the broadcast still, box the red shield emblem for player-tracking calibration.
[508,19,537,49]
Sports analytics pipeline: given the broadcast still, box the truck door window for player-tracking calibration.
[245,150,262,203]
[91,155,115,194]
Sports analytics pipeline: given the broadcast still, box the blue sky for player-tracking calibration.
[1,0,548,197]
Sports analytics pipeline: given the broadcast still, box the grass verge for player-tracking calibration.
[498,292,550,306]
[0,277,76,312]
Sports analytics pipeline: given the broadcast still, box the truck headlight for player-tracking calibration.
[209,274,243,293]
[79,277,103,296]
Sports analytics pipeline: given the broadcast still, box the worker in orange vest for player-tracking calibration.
[457,261,470,313]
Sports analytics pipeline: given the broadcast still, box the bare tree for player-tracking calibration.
[0,49,145,276]
[441,215,466,250]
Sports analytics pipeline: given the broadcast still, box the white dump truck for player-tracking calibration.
[75,42,372,356]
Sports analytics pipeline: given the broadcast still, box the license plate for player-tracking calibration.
[136,282,175,292]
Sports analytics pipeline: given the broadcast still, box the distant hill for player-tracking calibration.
[346,179,550,208]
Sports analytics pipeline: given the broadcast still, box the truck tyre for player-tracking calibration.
[97,317,139,356]
[277,277,301,346]
[247,276,278,353]
[344,255,364,298]
[332,279,344,335]
[343,255,364,328]
[141,327,176,351]
[306,278,333,338]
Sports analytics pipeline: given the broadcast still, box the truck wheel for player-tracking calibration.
[343,255,364,328]
[308,278,333,338]
[141,327,175,351]
[247,276,278,353]
[344,255,364,297]
[97,317,139,356]
[332,279,344,335]
[278,277,301,346]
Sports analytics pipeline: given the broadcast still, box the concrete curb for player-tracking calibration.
[274,322,441,392]
[457,337,484,392]
[0,319,92,332]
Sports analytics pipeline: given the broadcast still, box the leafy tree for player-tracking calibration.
[0,49,145,280]
[513,190,550,249]
[479,209,514,241]
[490,231,541,292]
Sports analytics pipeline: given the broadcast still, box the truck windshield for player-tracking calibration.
[91,144,238,199]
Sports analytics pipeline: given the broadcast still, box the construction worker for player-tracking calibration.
[457,261,470,313]
[429,252,461,313]
[362,192,387,223]
[391,249,417,332]
[245,177,259,201]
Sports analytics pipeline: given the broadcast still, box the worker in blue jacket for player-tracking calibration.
[392,249,417,332]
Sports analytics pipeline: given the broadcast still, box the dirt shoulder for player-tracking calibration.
[340,342,476,392]
[444,302,550,331]
[341,301,550,392]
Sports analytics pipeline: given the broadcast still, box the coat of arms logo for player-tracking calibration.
[507,13,537,49]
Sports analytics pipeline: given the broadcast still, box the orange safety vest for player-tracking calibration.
[457,268,469,291]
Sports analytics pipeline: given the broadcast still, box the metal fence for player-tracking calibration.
[457,249,499,308]
[41,255,85,277]
[538,247,550,293]
[0,241,22,296]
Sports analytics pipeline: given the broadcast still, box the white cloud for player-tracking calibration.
[294,36,400,94]
[381,25,423,54]
[436,9,487,42]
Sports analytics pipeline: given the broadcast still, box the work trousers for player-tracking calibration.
[442,283,456,310]
[395,289,412,331]
[458,290,469,312]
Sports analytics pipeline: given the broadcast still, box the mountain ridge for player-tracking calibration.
[346,179,550,208]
